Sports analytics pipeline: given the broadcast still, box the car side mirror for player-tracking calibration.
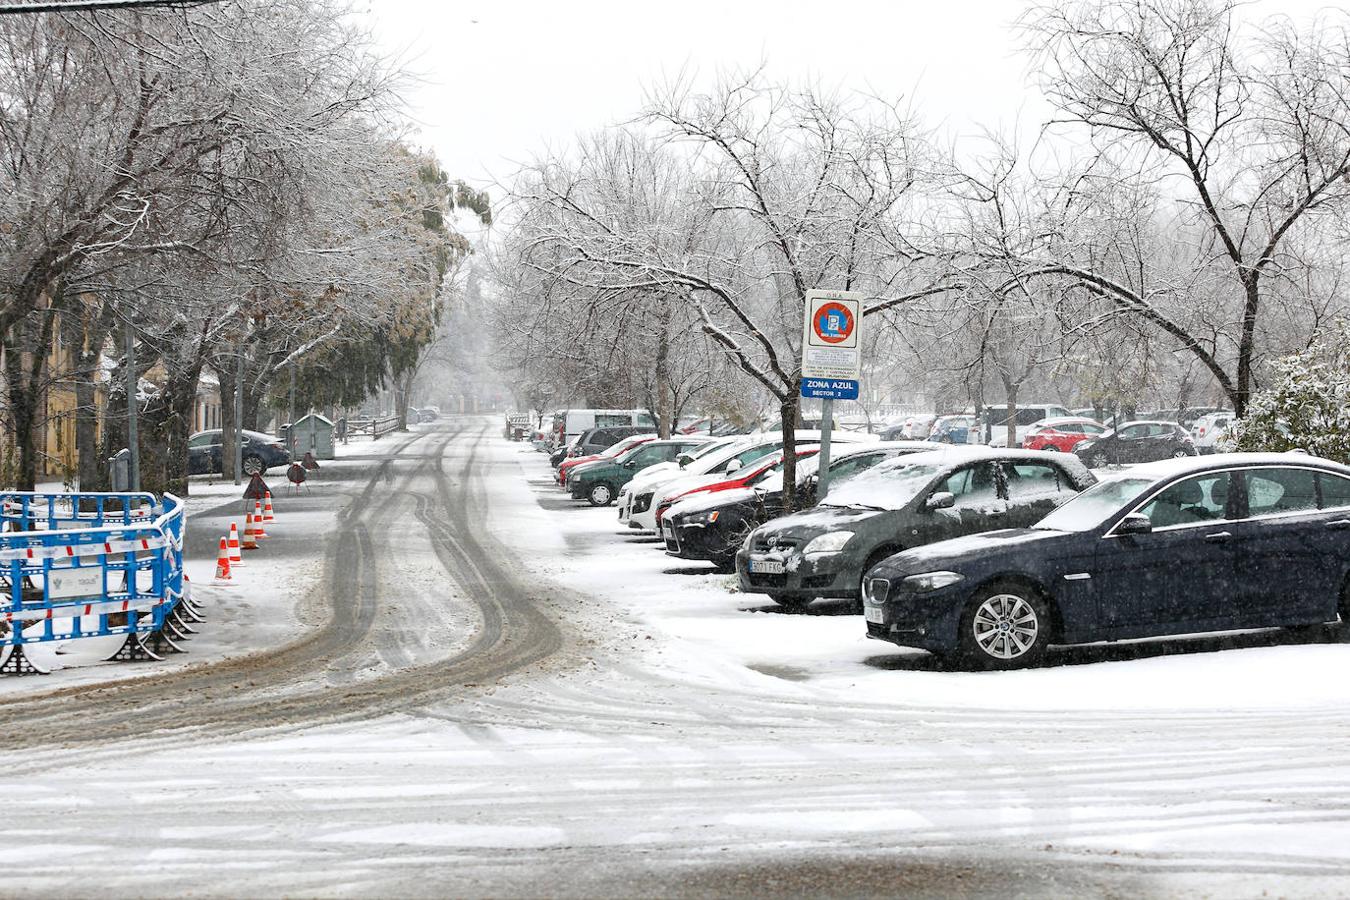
[925,491,955,510]
[676,453,693,467]
[1116,513,1152,535]
[725,458,741,475]
[623,460,636,469]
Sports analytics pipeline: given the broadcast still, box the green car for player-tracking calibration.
[569,438,709,506]
[736,448,1096,607]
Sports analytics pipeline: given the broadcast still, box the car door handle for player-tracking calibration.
[1327,520,1350,531]
[1204,531,1232,543]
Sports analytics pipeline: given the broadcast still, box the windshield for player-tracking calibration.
[688,439,735,460]
[1034,477,1154,532]
[821,463,945,511]
[728,451,785,481]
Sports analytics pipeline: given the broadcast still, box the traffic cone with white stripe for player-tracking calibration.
[241,513,260,551]
[262,491,275,522]
[227,522,245,567]
[252,500,269,539]
[213,537,233,585]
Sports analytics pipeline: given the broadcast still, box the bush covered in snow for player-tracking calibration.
[1232,323,1350,464]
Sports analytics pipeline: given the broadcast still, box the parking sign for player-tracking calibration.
[800,289,862,399]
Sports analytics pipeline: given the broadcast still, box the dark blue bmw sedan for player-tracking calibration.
[863,453,1350,669]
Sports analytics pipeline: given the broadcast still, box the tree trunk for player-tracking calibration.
[653,304,672,438]
[139,364,202,497]
[216,360,239,479]
[779,390,798,510]
[1233,276,1261,416]
[393,369,414,430]
[3,310,55,491]
[1003,379,1019,449]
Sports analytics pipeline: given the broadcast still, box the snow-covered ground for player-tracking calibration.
[1,419,1349,897]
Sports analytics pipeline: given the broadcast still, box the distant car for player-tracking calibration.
[1073,420,1196,467]
[661,442,935,569]
[863,453,1350,669]
[187,429,289,476]
[1021,417,1108,453]
[656,447,822,528]
[571,425,652,458]
[628,430,875,534]
[929,414,978,444]
[983,403,1073,447]
[902,414,938,440]
[737,448,1096,608]
[557,434,658,486]
[1192,411,1235,453]
[568,438,709,506]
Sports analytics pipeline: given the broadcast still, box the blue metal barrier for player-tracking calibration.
[0,491,192,675]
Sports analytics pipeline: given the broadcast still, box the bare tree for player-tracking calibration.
[1015,0,1350,413]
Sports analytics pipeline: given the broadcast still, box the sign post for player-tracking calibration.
[800,289,863,500]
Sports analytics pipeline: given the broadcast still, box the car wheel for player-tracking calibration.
[243,454,266,476]
[587,482,615,507]
[768,593,812,610]
[958,582,1052,670]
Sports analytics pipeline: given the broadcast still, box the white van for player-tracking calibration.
[983,403,1073,447]
[551,409,656,448]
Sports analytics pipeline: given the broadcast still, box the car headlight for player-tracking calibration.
[803,531,853,555]
[901,571,965,592]
[698,510,720,525]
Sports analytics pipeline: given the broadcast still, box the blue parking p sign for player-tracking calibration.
[801,378,859,400]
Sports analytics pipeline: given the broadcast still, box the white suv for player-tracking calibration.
[1192,411,1235,453]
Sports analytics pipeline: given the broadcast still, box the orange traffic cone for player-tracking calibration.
[241,513,260,551]
[252,500,269,539]
[213,537,233,585]
[262,491,275,522]
[227,522,245,567]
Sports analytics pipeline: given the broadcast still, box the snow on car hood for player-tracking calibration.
[752,504,881,543]
[667,487,760,519]
[877,527,1072,575]
[656,472,727,504]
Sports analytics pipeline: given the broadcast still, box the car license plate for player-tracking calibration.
[864,606,885,624]
[749,558,785,575]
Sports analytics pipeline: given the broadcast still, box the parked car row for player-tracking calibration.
[524,421,1350,671]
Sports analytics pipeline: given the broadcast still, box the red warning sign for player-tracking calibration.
[811,302,855,345]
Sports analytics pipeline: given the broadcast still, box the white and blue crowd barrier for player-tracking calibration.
[0,491,201,675]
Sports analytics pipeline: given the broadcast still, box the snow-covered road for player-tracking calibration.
[3,419,1350,897]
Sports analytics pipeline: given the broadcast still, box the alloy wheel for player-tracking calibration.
[971,593,1039,660]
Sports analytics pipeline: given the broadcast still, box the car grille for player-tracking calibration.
[747,573,788,588]
[663,521,679,553]
[751,535,799,553]
[866,621,889,637]
[864,577,891,604]
[634,492,653,514]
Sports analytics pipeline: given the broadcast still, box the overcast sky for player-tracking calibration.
[362,0,1334,194]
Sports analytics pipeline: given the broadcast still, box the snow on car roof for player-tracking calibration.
[1120,451,1350,481]
[1036,416,1103,427]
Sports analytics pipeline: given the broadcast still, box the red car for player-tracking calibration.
[654,447,820,525]
[557,434,657,486]
[1020,417,1108,453]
